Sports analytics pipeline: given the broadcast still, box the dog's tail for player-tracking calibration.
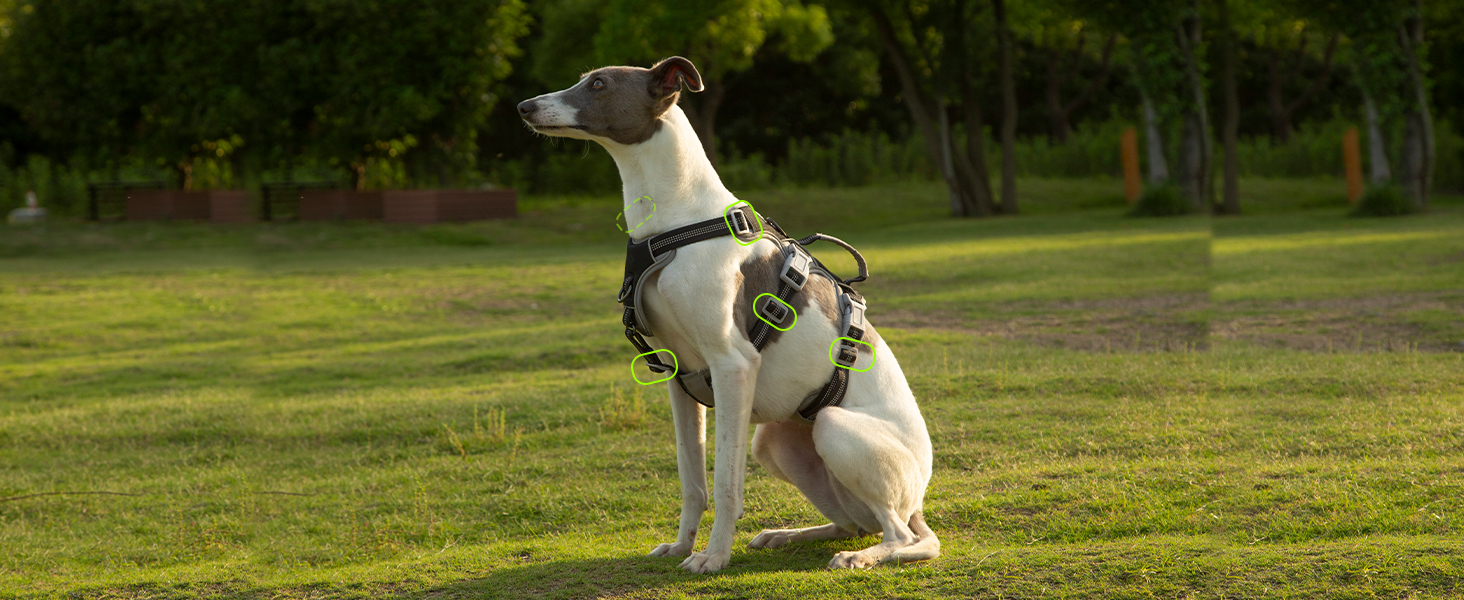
[889,510,941,565]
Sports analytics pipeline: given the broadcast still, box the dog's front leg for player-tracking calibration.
[679,352,759,574]
[649,381,707,558]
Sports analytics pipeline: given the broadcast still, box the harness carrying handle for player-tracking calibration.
[795,233,868,285]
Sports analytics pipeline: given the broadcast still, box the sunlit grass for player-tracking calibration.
[1,178,1462,598]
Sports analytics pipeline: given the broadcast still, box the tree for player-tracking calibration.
[994,0,1018,214]
[864,0,995,217]
[1295,0,1433,207]
[1020,1,1118,144]
[532,0,833,169]
[1173,0,1214,211]
[302,0,530,188]
[0,0,531,188]
[1073,2,1197,206]
[1216,0,1241,214]
[1250,14,1340,144]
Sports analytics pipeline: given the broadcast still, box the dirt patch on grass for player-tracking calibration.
[877,294,1210,352]
[1213,293,1464,352]
[879,293,1464,353]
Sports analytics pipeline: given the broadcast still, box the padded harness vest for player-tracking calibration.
[619,203,870,422]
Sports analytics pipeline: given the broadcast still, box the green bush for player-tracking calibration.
[1350,184,1416,217]
[1128,184,1191,217]
[1235,119,1353,178]
[1433,120,1464,192]
[1010,119,1130,178]
[718,151,774,192]
[777,130,934,187]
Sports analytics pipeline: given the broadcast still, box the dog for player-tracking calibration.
[518,56,937,573]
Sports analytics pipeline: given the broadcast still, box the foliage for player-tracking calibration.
[1350,183,1414,216]
[0,0,531,188]
[531,0,832,87]
[1008,119,1131,178]
[778,129,934,187]
[1069,1,1190,125]
[1129,183,1190,217]
[1234,117,1354,178]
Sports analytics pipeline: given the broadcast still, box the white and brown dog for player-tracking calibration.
[518,57,937,573]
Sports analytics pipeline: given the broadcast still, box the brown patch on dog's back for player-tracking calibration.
[733,247,842,345]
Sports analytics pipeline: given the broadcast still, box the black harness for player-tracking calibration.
[619,203,871,422]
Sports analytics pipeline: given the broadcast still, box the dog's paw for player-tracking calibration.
[648,541,693,557]
[748,529,796,549]
[828,550,876,570]
[679,550,731,573]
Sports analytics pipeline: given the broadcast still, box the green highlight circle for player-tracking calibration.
[723,200,763,246]
[753,293,797,331]
[828,337,876,372]
[618,196,656,234]
[631,350,679,385]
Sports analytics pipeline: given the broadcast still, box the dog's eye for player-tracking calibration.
[592,78,605,90]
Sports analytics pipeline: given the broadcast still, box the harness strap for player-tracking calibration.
[619,204,870,420]
[748,244,811,350]
[799,366,848,421]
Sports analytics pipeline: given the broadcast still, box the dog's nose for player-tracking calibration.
[518,100,537,119]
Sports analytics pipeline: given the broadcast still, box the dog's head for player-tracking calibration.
[517,56,703,145]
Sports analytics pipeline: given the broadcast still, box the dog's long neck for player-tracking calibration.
[602,105,734,240]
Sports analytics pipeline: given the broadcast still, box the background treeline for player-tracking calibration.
[0,0,1460,216]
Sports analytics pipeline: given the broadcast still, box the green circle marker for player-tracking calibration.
[631,349,679,385]
[828,337,876,372]
[618,196,656,234]
[753,293,797,331]
[723,200,763,246]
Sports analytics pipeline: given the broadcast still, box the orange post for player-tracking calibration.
[1121,127,1141,203]
[1342,127,1364,203]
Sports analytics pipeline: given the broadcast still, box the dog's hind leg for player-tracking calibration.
[749,522,858,549]
[812,406,939,569]
[886,511,941,564]
[748,420,865,549]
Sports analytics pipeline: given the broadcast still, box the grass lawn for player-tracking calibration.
[2,178,1462,599]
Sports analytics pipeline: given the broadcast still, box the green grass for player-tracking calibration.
[2,178,1462,599]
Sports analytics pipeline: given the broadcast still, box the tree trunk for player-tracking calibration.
[680,78,726,170]
[1398,10,1433,207]
[1400,113,1425,203]
[995,0,1018,214]
[950,0,995,214]
[870,8,984,216]
[1363,90,1391,185]
[1175,9,1212,209]
[1218,0,1240,214]
[938,103,963,215]
[1141,90,1169,184]
[1178,112,1204,209]
[963,74,996,206]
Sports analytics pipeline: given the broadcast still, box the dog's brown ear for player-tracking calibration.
[648,56,704,96]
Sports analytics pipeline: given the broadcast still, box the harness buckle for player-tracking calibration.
[834,339,859,368]
[839,293,867,341]
[780,246,811,291]
[756,294,792,325]
[730,208,755,237]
